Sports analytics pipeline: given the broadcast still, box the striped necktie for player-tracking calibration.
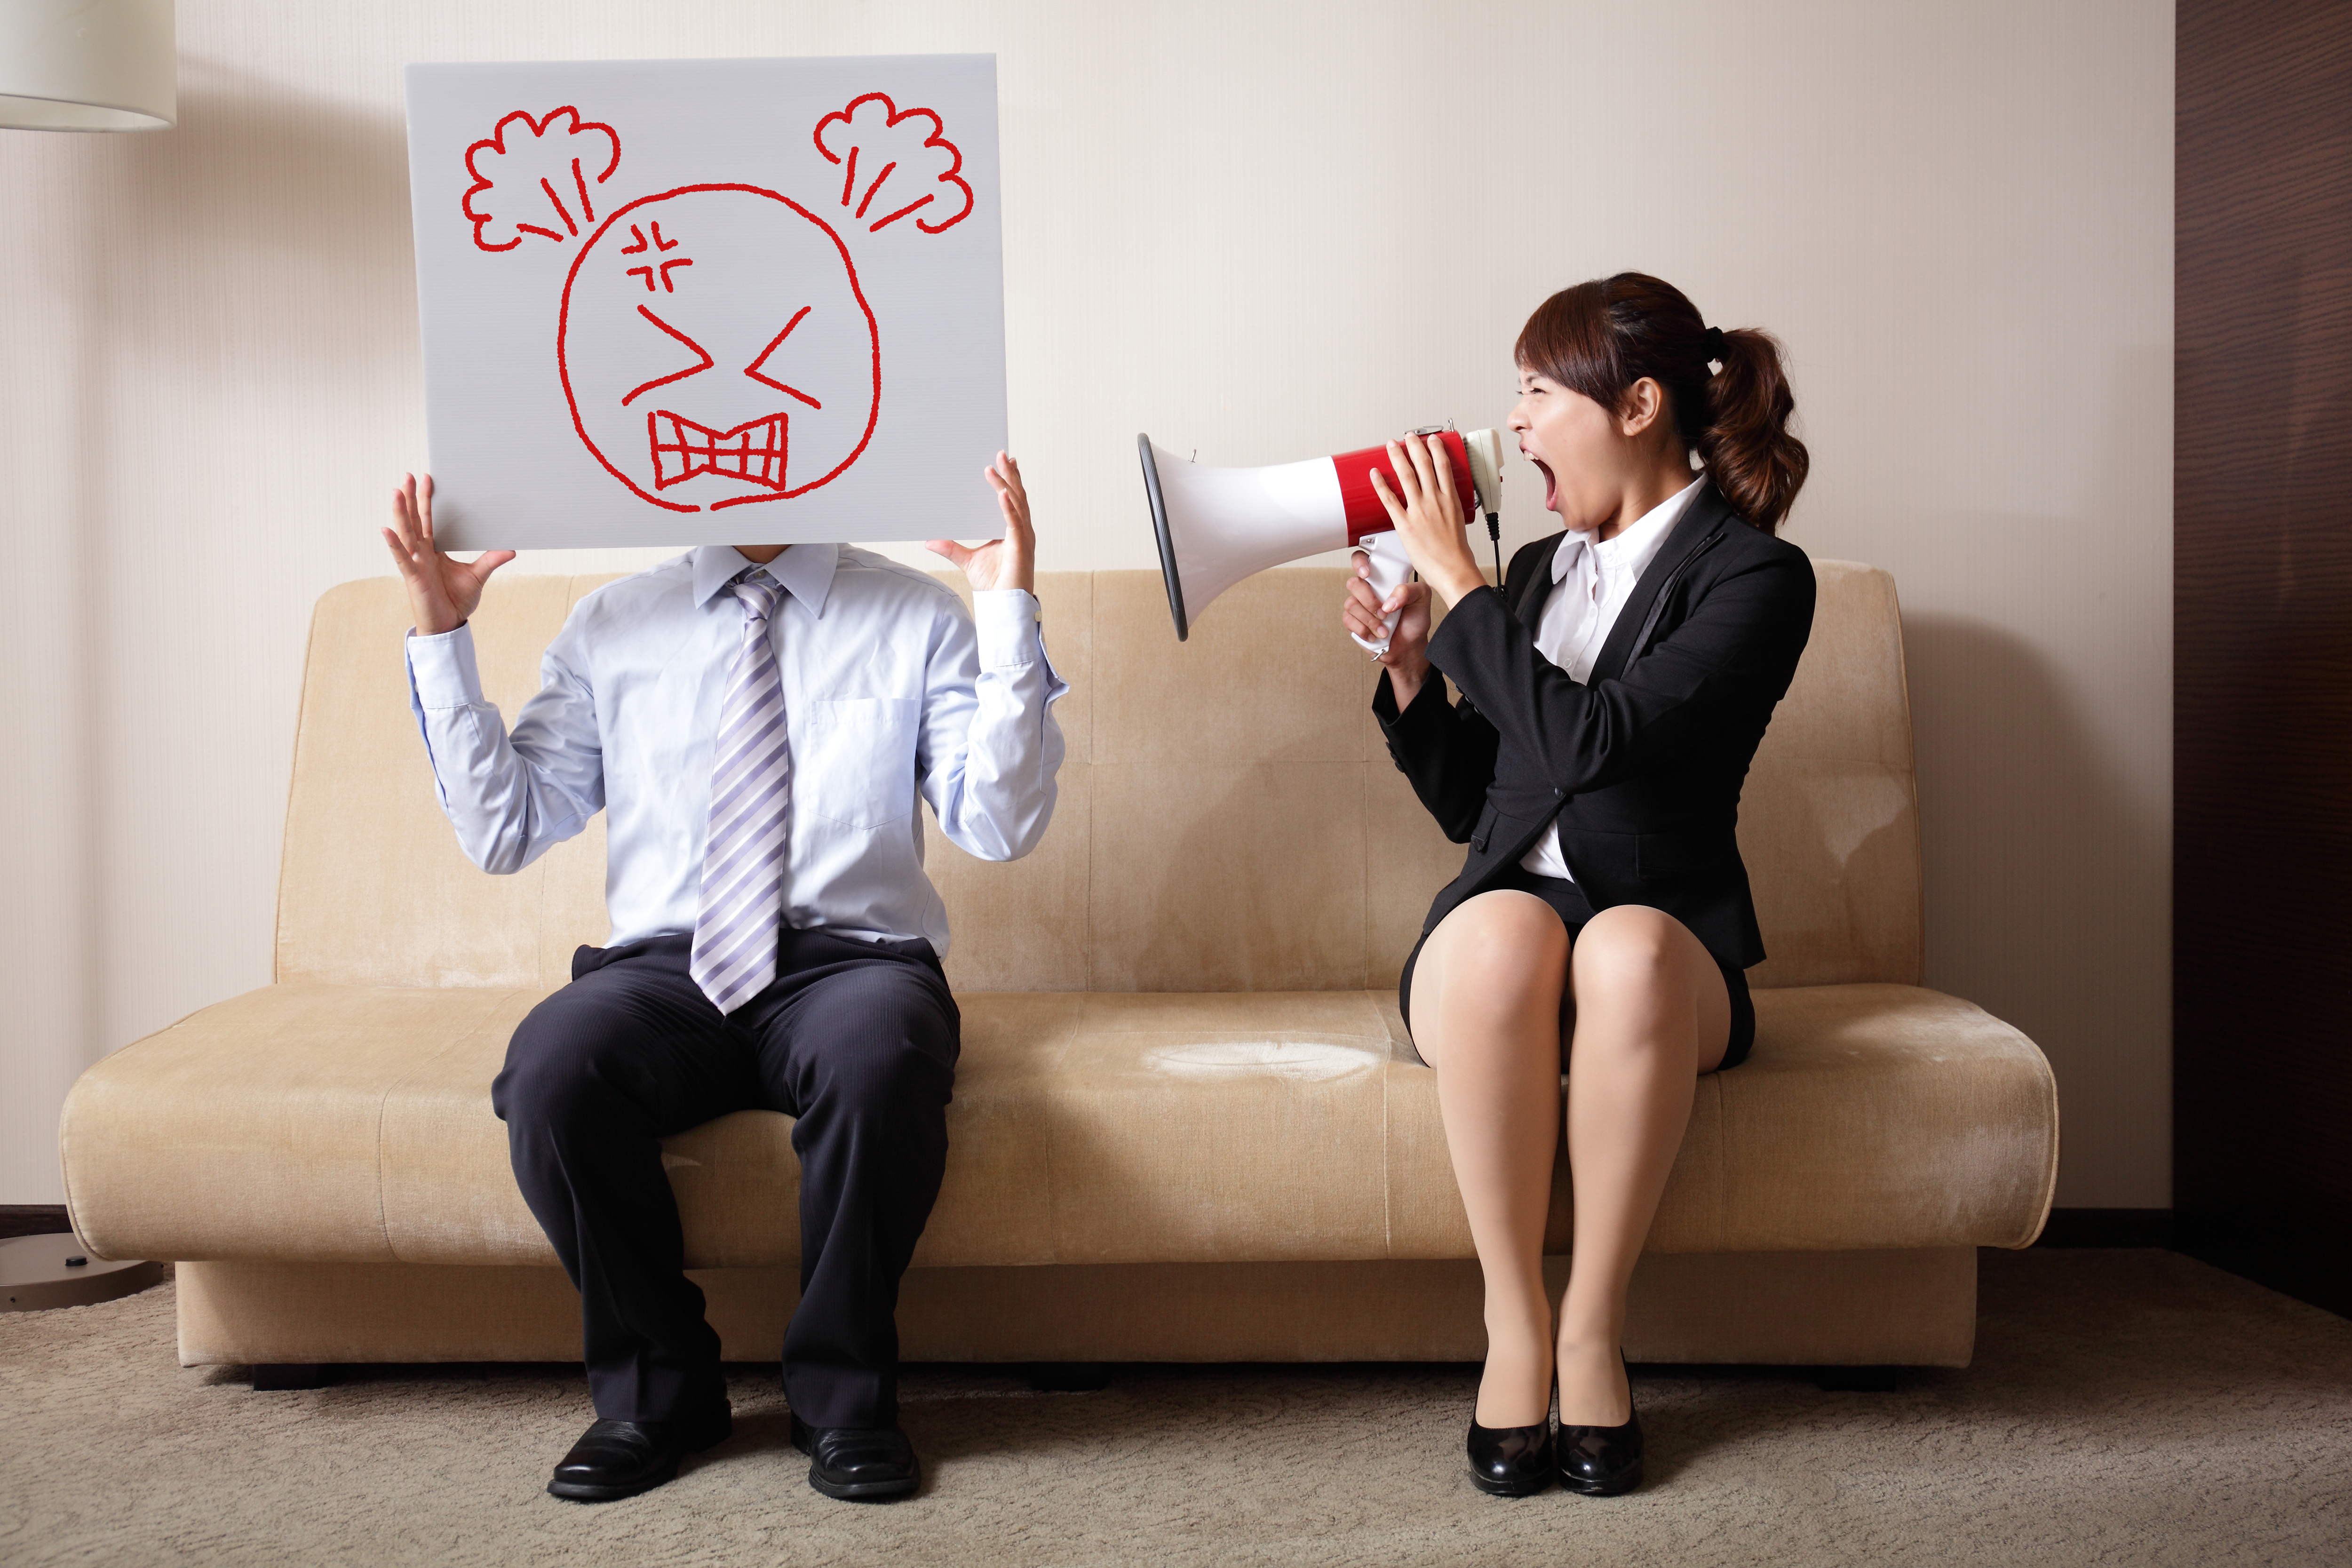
[690,568,790,1013]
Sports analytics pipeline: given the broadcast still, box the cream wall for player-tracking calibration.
[0,1,2171,1207]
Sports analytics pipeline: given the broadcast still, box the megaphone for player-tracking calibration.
[1139,427,1505,654]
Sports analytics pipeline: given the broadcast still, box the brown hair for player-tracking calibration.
[1513,273,1809,533]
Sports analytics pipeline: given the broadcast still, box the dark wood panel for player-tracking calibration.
[2033,1210,2176,1250]
[0,1204,72,1241]
[2175,0,2352,1316]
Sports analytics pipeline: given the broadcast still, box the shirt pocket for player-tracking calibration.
[798,697,920,829]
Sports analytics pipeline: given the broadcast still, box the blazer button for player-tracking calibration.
[1553,787,1565,799]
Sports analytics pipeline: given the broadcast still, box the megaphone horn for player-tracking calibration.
[1139,428,1504,652]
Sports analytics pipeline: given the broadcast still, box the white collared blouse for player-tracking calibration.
[1519,476,1707,883]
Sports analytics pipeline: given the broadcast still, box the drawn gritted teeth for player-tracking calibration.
[650,410,789,490]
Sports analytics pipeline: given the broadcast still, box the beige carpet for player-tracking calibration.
[3,1250,2347,1567]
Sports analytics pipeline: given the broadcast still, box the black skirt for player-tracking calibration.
[1397,864,1755,1071]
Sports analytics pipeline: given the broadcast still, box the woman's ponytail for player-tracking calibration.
[1695,328,1808,535]
[1514,274,1810,534]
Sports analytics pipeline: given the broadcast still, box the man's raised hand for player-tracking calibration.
[382,473,515,636]
[925,452,1036,596]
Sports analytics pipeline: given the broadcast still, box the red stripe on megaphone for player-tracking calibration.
[1332,430,1478,546]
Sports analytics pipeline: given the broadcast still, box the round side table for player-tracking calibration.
[0,1233,164,1311]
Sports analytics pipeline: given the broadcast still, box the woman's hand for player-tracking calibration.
[927,452,1035,594]
[1342,565,1434,707]
[382,473,515,637]
[1369,434,1486,605]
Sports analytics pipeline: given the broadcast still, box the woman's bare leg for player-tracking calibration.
[1552,905,1730,1425]
[1408,891,1572,1428]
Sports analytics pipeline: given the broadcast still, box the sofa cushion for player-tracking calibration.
[62,982,2055,1268]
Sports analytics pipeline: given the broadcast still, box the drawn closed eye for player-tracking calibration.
[744,306,823,411]
[622,305,714,407]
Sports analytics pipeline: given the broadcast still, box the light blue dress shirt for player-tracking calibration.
[405,542,1068,957]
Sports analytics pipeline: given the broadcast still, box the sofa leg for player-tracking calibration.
[252,1363,334,1392]
[1812,1365,1901,1393]
[1026,1362,1110,1393]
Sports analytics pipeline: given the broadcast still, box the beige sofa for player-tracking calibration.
[60,563,2057,1373]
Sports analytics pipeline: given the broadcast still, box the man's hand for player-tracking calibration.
[382,473,515,636]
[926,452,1035,595]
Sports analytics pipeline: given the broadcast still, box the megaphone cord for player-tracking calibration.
[1486,512,1503,587]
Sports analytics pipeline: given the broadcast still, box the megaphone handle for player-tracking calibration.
[1349,533,1414,657]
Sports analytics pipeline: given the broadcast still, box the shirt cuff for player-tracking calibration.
[971,589,1044,670]
[405,622,486,709]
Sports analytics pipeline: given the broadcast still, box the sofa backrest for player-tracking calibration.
[275,562,1919,994]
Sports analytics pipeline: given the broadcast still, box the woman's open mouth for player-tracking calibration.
[1529,456,1557,510]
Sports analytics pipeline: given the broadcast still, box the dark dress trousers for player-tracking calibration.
[493,926,960,1432]
[1376,479,1817,1023]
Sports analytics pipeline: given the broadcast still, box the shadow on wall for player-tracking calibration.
[1895,341,2172,1205]
[54,57,417,1087]
[95,55,414,361]
[1902,609,2169,1194]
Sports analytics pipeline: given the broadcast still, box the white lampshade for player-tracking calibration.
[0,0,174,131]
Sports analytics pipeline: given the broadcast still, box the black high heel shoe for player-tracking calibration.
[1467,1403,1555,1496]
[1557,1355,1643,1496]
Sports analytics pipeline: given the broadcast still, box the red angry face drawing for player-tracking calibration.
[558,184,880,512]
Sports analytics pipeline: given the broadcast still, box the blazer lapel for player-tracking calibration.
[1587,481,1733,685]
[1507,532,1566,628]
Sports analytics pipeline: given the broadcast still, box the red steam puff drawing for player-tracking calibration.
[812,92,974,235]
[557,185,881,513]
[462,107,622,252]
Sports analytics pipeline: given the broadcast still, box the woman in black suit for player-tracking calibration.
[1343,274,1814,1498]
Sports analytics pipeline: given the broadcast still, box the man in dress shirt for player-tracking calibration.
[381,456,1065,1504]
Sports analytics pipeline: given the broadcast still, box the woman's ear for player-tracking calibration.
[1618,377,1667,437]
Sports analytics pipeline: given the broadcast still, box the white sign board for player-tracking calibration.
[404,56,1005,550]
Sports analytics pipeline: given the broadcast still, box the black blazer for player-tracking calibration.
[1374,480,1816,974]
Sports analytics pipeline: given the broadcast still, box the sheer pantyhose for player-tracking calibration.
[1407,890,1730,1428]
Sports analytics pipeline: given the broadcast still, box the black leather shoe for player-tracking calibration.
[1557,1368,1644,1497]
[1467,1412,1555,1497]
[546,1406,732,1502]
[791,1411,922,1500]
